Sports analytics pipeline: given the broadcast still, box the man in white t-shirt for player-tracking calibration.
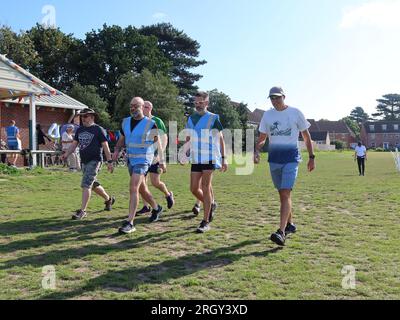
[354,142,367,176]
[254,86,315,246]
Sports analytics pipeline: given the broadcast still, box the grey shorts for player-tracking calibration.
[81,160,102,189]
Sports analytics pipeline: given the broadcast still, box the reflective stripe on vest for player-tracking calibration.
[123,117,155,166]
[187,112,222,168]
[6,126,18,146]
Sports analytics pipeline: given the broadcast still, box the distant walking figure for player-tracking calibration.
[354,142,367,176]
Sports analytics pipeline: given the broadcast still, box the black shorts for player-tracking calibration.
[145,162,160,176]
[191,161,217,172]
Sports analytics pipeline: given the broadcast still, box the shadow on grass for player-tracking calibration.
[0,229,189,271]
[40,240,282,299]
[0,217,125,254]
[0,211,199,254]
[0,213,115,236]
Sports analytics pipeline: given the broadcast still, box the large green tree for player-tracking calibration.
[68,84,113,129]
[77,24,172,115]
[234,102,250,130]
[114,69,185,129]
[26,24,81,91]
[349,106,370,124]
[342,117,360,138]
[0,26,38,68]
[208,90,242,130]
[372,94,400,120]
[139,23,206,99]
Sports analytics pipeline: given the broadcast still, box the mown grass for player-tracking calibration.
[0,151,399,300]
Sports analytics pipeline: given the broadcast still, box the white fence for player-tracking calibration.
[391,148,400,172]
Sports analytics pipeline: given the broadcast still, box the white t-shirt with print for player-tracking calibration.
[355,145,366,157]
[259,106,310,164]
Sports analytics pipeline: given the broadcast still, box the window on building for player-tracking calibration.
[382,124,387,131]
[371,133,376,139]
[394,124,399,131]
[369,125,375,131]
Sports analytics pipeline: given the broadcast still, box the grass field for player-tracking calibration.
[0,151,399,300]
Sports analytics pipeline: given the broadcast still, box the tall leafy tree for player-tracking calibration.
[68,84,113,129]
[26,24,81,91]
[139,23,207,99]
[0,26,38,68]
[78,24,172,114]
[234,102,250,130]
[342,117,360,138]
[349,106,370,124]
[114,69,185,129]
[208,90,242,130]
[372,94,400,120]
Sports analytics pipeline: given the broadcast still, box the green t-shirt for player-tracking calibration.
[188,113,224,131]
[152,116,167,135]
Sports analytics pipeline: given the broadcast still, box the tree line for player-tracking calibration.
[342,94,400,138]
[0,23,249,131]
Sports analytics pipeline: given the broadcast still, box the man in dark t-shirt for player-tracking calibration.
[61,108,115,220]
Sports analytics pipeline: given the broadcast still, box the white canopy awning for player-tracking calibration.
[0,54,58,100]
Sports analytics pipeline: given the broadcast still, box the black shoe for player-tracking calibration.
[285,222,297,235]
[197,220,211,233]
[149,205,163,223]
[72,209,87,220]
[166,192,175,209]
[137,205,151,215]
[104,196,115,211]
[192,204,200,216]
[209,201,218,222]
[270,229,286,246]
[119,221,136,234]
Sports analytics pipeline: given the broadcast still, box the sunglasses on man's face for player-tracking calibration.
[270,96,282,101]
[81,114,92,118]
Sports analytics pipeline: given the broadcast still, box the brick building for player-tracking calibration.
[360,121,400,150]
[308,119,357,148]
[0,54,86,166]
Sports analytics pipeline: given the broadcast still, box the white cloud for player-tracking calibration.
[152,12,167,20]
[340,0,400,29]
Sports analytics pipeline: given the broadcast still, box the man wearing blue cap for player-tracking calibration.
[254,86,315,246]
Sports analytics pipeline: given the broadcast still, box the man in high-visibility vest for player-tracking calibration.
[183,91,228,233]
[136,101,174,215]
[113,97,165,234]
[5,120,21,167]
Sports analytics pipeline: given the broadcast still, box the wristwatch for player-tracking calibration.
[309,154,316,160]
[107,160,113,164]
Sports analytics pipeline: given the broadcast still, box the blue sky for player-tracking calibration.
[1,0,400,120]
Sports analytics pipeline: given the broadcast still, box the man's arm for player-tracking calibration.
[112,135,125,162]
[300,130,315,172]
[102,141,114,173]
[154,134,167,172]
[219,132,228,172]
[61,140,78,160]
[254,132,268,164]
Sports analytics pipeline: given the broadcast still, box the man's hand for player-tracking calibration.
[112,151,119,162]
[220,158,228,172]
[254,151,261,164]
[308,159,315,172]
[107,162,114,173]
[160,163,167,173]
[60,152,68,162]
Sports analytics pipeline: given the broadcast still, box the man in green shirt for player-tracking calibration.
[137,101,175,214]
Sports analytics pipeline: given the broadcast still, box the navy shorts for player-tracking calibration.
[191,161,217,172]
[146,162,161,176]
